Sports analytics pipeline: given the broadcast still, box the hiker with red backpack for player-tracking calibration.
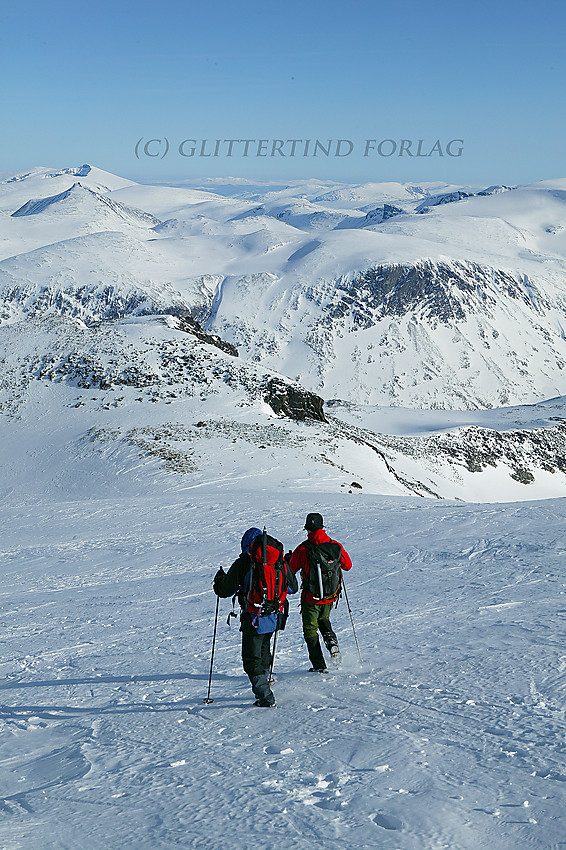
[213,527,297,707]
[289,513,352,673]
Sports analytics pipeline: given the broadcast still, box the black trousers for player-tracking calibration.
[240,613,275,703]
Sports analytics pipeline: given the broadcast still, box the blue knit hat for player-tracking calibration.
[241,527,262,553]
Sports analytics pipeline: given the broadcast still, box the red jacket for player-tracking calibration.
[289,528,352,605]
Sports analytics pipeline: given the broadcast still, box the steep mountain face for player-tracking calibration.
[206,256,566,409]
[306,259,566,407]
[359,204,405,225]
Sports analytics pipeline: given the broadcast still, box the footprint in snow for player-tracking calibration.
[264,745,294,755]
[264,744,294,769]
[371,812,405,831]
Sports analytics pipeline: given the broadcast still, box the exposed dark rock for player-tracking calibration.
[0,280,191,325]
[327,413,566,497]
[477,185,513,196]
[326,260,545,329]
[363,204,405,225]
[416,190,474,213]
[175,316,238,357]
[264,377,326,422]
[414,186,512,213]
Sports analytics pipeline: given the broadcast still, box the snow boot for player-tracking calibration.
[250,673,275,706]
[319,619,339,653]
[330,647,341,666]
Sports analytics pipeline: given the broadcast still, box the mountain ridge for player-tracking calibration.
[2,164,566,500]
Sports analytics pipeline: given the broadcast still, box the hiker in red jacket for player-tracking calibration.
[289,513,352,672]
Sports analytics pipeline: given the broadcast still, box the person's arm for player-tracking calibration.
[339,544,352,571]
[214,554,246,598]
[285,559,299,595]
[289,543,307,575]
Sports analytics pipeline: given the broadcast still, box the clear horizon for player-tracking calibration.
[2,0,565,186]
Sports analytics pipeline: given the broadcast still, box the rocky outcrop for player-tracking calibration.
[362,204,405,225]
[330,413,566,491]
[174,316,238,357]
[416,190,474,213]
[264,377,326,422]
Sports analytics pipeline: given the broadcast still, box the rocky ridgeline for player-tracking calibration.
[327,260,547,328]
[0,281,191,326]
[174,316,238,357]
[6,314,325,424]
[422,423,566,482]
[88,417,329,474]
[329,413,566,495]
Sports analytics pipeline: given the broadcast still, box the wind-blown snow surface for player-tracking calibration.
[1,483,565,850]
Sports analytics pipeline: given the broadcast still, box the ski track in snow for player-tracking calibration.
[0,491,565,849]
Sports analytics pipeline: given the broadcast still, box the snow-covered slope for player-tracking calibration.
[0,479,565,849]
[2,309,566,503]
[0,232,206,324]
[11,182,160,228]
[0,164,134,205]
[2,163,566,499]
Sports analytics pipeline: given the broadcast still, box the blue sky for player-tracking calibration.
[2,0,564,185]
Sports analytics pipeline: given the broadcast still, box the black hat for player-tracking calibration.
[304,512,323,531]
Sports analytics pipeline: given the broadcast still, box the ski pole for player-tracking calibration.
[268,628,278,685]
[203,594,220,704]
[342,577,363,663]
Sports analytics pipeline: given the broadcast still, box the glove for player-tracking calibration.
[213,567,226,595]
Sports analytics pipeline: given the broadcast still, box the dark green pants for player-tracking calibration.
[301,602,338,670]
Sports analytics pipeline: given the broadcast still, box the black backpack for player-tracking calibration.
[306,540,343,602]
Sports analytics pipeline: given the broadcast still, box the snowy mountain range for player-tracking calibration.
[2,164,566,502]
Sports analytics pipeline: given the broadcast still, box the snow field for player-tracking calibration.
[0,488,565,849]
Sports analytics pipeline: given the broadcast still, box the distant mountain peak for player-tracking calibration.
[11,182,160,226]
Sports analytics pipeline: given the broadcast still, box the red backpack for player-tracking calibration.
[246,530,288,617]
